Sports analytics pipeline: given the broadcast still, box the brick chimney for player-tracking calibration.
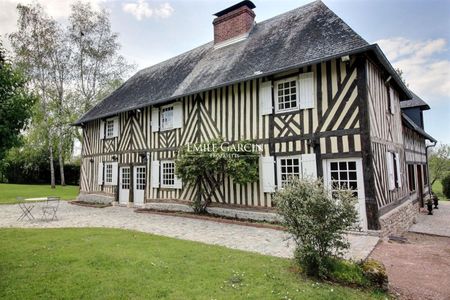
[213,0,256,46]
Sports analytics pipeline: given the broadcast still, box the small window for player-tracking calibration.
[161,106,174,131]
[275,78,298,112]
[106,119,115,138]
[161,161,175,187]
[408,164,416,192]
[278,157,301,187]
[105,163,113,184]
[388,87,396,115]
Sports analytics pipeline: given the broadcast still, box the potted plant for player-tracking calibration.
[426,198,433,215]
[432,192,439,209]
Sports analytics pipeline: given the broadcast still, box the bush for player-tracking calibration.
[275,178,359,278]
[442,174,450,199]
[360,259,388,291]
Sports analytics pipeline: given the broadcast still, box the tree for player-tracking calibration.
[175,138,259,213]
[275,178,358,278]
[9,2,132,187]
[0,40,36,161]
[69,1,133,116]
[429,143,450,186]
[10,4,60,188]
[395,67,409,87]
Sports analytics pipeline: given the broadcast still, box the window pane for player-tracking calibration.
[348,162,356,170]
[330,162,338,171]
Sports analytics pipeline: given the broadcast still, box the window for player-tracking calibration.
[392,153,399,188]
[387,152,402,190]
[161,106,174,130]
[121,167,130,190]
[105,163,113,184]
[105,119,115,138]
[275,78,298,112]
[276,154,317,189]
[135,166,146,190]
[408,164,416,192]
[388,87,396,115]
[161,161,175,187]
[330,161,358,198]
[278,157,301,187]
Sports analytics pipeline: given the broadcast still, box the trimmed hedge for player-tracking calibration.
[0,162,79,185]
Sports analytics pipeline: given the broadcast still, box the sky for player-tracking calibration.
[1,0,449,144]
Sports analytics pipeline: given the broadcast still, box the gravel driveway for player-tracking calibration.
[0,202,379,261]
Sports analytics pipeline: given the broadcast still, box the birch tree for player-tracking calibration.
[10,4,59,188]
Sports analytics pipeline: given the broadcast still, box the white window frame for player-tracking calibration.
[104,162,113,185]
[274,77,299,113]
[160,105,174,131]
[276,155,302,188]
[103,117,119,139]
[160,160,175,188]
[105,119,115,138]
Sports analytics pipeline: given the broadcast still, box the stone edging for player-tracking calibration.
[135,209,286,231]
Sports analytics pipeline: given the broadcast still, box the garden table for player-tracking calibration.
[17,197,47,221]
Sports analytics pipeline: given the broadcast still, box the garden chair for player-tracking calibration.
[41,196,60,221]
[17,196,35,221]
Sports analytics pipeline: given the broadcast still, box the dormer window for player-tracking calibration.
[161,106,174,131]
[275,78,298,112]
[106,119,115,138]
[100,117,119,139]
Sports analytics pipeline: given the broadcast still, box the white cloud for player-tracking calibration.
[377,37,450,104]
[122,0,174,20]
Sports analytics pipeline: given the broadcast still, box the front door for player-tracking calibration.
[323,158,367,231]
[133,166,146,206]
[119,167,130,205]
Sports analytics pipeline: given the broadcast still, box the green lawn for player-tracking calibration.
[0,228,386,300]
[432,181,448,201]
[0,183,79,204]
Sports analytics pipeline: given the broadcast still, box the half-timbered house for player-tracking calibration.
[74,0,435,235]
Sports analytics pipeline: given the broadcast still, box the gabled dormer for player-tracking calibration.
[400,91,430,129]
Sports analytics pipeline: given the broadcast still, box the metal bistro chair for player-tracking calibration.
[17,196,35,221]
[41,196,60,221]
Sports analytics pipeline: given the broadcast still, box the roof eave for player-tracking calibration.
[402,113,436,143]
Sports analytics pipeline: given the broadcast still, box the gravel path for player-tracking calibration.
[0,202,378,261]
[371,233,450,300]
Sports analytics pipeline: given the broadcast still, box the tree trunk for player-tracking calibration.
[58,129,66,186]
[49,145,56,189]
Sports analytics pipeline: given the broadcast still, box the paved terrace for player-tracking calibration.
[0,202,379,261]
[409,201,450,237]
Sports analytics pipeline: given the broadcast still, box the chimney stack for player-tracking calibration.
[213,0,256,46]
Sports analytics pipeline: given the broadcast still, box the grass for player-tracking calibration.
[432,180,448,201]
[0,183,79,204]
[0,228,387,300]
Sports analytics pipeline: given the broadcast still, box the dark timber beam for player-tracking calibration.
[356,55,380,230]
